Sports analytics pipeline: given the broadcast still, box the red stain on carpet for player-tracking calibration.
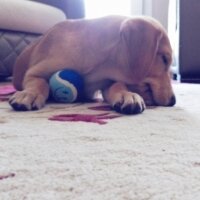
[0,85,16,101]
[49,113,121,125]
[0,173,15,180]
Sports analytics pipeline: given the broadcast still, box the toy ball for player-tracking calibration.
[49,69,84,103]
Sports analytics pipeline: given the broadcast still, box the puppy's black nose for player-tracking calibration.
[168,95,176,106]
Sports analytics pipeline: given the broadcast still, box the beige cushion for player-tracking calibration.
[0,0,66,34]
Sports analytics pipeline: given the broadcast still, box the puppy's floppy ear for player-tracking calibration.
[120,18,163,80]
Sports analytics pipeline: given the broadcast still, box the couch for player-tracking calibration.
[168,0,200,83]
[0,0,85,79]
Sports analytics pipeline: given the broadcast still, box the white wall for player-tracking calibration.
[85,0,170,30]
[151,0,169,30]
[131,0,169,30]
[85,0,132,18]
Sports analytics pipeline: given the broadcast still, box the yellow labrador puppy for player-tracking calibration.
[9,15,176,114]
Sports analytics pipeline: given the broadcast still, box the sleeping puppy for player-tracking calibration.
[9,15,176,114]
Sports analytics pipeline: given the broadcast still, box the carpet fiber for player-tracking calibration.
[0,83,200,200]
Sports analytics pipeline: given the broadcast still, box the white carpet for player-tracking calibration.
[0,83,200,200]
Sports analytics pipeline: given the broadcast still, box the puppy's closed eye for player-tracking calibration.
[160,52,172,68]
[162,55,169,66]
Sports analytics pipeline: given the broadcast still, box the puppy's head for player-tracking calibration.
[120,17,175,107]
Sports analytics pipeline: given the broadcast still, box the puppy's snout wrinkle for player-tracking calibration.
[168,95,176,107]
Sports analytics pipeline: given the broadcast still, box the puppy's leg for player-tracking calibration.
[9,71,49,111]
[102,82,146,114]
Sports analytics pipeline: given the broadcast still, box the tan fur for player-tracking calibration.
[9,15,175,114]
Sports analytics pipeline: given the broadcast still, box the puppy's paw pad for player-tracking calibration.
[113,92,146,115]
[9,102,29,111]
[113,102,123,113]
[122,103,143,115]
[9,91,45,111]
[114,102,144,115]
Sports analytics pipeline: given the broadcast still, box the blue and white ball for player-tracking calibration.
[49,69,84,103]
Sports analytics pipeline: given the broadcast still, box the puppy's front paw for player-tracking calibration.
[112,92,146,114]
[9,91,46,111]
